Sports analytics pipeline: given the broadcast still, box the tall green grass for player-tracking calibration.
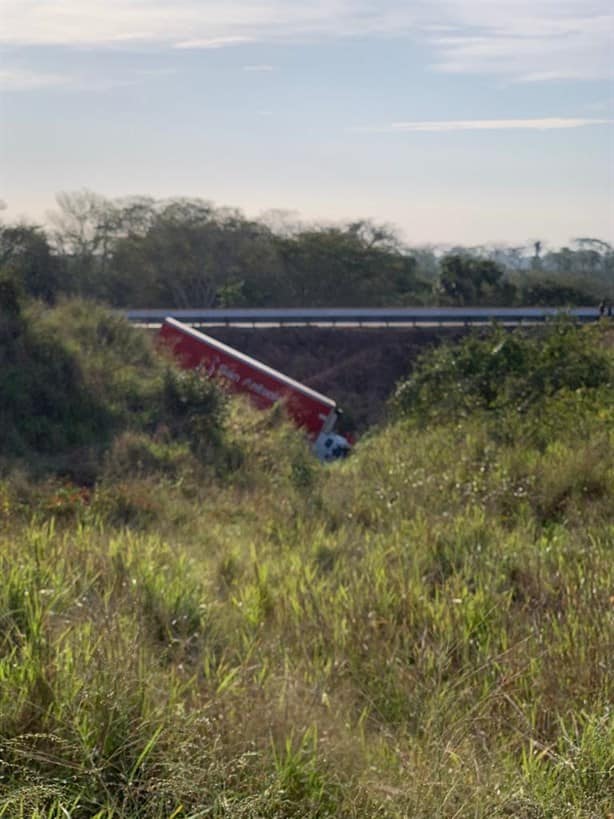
[1,306,612,816]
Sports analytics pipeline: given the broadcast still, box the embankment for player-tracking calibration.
[207,326,468,431]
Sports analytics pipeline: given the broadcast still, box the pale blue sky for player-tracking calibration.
[1,0,612,246]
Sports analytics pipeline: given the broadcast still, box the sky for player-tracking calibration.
[0,0,613,247]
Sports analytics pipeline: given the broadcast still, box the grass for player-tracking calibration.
[0,304,613,816]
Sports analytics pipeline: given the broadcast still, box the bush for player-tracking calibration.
[160,367,227,456]
[393,320,613,425]
[0,298,233,480]
[0,305,113,456]
[0,271,23,319]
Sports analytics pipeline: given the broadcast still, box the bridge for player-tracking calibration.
[125,306,600,328]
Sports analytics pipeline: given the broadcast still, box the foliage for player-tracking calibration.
[437,253,516,305]
[393,320,613,425]
[0,298,113,457]
[4,190,613,310]
[0,270,23,318]
[519,277,600,307]
[160,368,228,457]
[0,224,62,304]
[0,295,230,475]
[276,223,427,307]
[0,316,613,816]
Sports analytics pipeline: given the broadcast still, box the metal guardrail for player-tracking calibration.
[125,307,600,327]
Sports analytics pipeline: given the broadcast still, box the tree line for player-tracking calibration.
[1,190,612,308]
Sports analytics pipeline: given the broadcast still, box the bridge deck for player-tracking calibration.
[125,307,599,328]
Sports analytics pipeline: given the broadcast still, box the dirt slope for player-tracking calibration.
[208,327,468,432]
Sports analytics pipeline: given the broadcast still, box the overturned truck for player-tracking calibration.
[159,318,351,461]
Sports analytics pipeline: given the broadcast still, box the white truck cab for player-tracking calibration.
[314,432,351,462]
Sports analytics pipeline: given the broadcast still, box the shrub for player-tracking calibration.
[161,368,226,448]
[102,431,195,481]
[393,320,612,425]
[0,271,23,319]
[0,298,232,478]
[0,305,113,456]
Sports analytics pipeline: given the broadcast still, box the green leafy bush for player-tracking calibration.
[393,320,613,425]
[0,304,113,456]
[0,271,23,318]
[0,296,234,477]
[160,367,227,456]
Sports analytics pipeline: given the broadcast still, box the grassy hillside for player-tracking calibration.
[0,300,612,817]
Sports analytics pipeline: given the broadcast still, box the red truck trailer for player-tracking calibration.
[159,318,350,460]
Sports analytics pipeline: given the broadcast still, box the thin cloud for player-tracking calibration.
[0,0,611,81]
[243,64,275,72]
[174,36,254,50]
[359,118,613,133]
[0,65,178,93]
[134,68,177,78]
[427,1,613,80]
[0,68,70,90]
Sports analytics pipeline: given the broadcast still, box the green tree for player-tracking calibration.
[276,222,424,306]
[520,279,598,306]
[0,224,62,304]
[437,253,515,305]
[50,190,120,298]
[107,200,272,307]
